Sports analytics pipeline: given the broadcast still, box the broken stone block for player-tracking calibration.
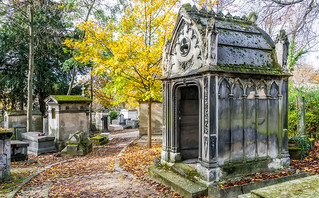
[61,131,93,156]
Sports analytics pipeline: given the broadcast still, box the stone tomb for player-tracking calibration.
[21,132,56,156]
[3,110,43,133]
[95,111,110,132]
[161,5,290,183]
[45,95,92,151]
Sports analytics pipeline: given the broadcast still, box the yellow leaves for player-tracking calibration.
[64,0,180,105]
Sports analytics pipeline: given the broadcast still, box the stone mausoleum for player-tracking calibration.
[45,95,92,150]
[161,4,290,182]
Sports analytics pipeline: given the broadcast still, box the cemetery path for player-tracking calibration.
[12,130,169,198]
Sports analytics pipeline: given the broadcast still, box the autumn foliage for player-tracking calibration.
[64,0,180,106]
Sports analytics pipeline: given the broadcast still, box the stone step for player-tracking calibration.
[247,175,319,198]
[147,166,207,198]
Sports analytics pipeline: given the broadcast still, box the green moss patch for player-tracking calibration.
[51,95,92,103]
[0,127,11,133]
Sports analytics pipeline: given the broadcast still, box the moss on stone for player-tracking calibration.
[90,136,106,140]
[51,95,92,103]
[0,128,11,133]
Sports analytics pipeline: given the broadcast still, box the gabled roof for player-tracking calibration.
[162,4,290,79]
[45,95,92,104]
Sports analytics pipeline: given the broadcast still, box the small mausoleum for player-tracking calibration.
[45,95,92,150]
[4,110,43,133]
[161,4,290,182]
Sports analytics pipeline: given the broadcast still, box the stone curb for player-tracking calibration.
[7,159,76,198]
[113,136,141,179]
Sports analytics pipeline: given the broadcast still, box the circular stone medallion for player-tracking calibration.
[180,37,191,57]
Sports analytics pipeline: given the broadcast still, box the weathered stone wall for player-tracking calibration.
[58,104,89,150]
[0,129,12,181]
[4,111,42,132]
[48,103,90,150]
[139,102,162,136]
[120,109,138,120]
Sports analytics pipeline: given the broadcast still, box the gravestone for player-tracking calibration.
[0,128,13,181]
[11,140,29,161]
[161,4,290,183]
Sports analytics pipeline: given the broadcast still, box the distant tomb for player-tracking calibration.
[139,101,163,136]
[45,95,92,151]
[3,110,43,133]
[161,5,290,182]
[95,111,110,132]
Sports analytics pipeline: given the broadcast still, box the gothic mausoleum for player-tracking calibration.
[161,4,290,182]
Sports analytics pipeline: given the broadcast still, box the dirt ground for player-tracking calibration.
[2,130,169,198]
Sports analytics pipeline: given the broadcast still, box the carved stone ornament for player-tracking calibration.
[171,20,203,71]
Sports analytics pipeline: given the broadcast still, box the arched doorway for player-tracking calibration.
[178,85,200,160]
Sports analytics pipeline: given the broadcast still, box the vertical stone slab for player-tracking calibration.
[231,81,244,162]
[218,79,231,165]
[245,83,257,161]
[257,85,268,158]
[269,82,280,158]
[297,96,306,136]
[281,79,290,166]
[161,82,169,162]
[209,76,217,161]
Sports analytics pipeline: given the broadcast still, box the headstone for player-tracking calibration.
[13,126,26,141]
[11,140,29,161]
[0,128,13,181]
[21,132,56,156]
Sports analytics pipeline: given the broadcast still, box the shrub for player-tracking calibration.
[288,82,319,138]
[109,111,119,123]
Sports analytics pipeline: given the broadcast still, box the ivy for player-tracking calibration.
[289,135,311,159]
[288,82,319,138]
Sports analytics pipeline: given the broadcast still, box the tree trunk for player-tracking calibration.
[27,5,34,132]
[147,100,152,148]
[67,66,76,95]
[89,67,93,135]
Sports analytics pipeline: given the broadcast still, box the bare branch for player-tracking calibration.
[270,0,304,6]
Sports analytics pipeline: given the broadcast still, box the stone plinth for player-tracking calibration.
[21,132,56,156]
[11,140,29,161]
[0,128,13,181]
